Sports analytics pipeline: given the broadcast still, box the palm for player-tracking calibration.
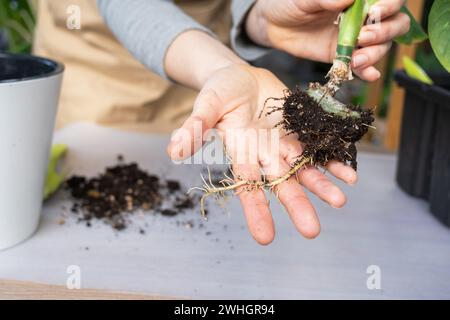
[177,65,355,244]
[205,65,286,132]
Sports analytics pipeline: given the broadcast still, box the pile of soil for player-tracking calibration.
[282,87,374,170]
[66,157,197,230]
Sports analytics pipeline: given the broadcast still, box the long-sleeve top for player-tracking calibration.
[96,0,269,79]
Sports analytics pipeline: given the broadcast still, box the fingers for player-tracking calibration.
[351,42,391,81]
[280,135,357,185]
[326,160,358,185]
[234,162,275,245]
[353,65,381,82]
[358,12,411,46]
[296,167,347,208]
[352,42,392,70]
[353,4,409,83]
[167,89,223,161]
[369,0,405,21]
[281,140,347,209]
[316,0,355,12]
[260,154,321,239]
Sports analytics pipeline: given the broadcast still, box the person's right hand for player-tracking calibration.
[167,64,357,245]
[245,0,410,81]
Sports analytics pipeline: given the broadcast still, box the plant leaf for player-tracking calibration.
[429,0,450,72]
[403,56,433,85]
[395,6,428,45]
[44,144,68,200]
[0,0,35,53]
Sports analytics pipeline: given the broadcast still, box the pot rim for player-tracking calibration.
[0,53,64,84]
[395,70,450,107]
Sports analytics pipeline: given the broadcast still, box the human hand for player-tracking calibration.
[246,0,410,81]
[167,64,357,244]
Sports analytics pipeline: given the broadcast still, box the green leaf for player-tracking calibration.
[0,0,35,53]
[44,144,68,200]
[429,0,450,72]
[403,56,433,85]
[395,6,428,45]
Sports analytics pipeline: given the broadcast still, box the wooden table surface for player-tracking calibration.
[0,279,169,300]
[1,123,449,300]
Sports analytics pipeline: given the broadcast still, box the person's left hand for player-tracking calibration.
[167,64,357,245]
[245,0,410,81]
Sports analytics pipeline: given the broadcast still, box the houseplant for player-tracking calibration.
[0,0,35,53]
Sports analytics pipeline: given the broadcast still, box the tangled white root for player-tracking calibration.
[326,59,353,94]
[189,156,313,218]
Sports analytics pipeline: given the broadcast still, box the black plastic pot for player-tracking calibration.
[395,71,450,226]
[0,29,8,52]
[429,79,450,226]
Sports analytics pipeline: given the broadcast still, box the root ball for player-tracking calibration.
[282,87,374,170]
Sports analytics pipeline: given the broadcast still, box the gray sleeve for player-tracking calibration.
[231,0,271,61]
[97,0,213,79]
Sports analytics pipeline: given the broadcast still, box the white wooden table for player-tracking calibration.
[1,123,449,299]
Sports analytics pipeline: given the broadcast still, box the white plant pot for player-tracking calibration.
[0,54,64,250]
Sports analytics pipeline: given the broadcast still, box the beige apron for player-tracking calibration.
[33,0,231,133]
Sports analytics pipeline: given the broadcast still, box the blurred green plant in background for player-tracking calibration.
[367,0,446,119]
[0,0,36,53]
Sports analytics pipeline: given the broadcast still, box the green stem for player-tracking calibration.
[336,0,372,63]
[306,84,360,118]
[326,0,378,92]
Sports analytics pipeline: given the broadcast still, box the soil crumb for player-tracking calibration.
[281,87,374,170]
[66,160,198,231]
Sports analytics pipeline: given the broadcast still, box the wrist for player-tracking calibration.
[245,2,271,48]
[196,53,248,89]
[165,30,247,90]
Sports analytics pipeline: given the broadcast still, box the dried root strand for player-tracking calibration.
[259,91,290,119]
[189,156,313,218]
[325,59,353,94]
[265,156,313,189]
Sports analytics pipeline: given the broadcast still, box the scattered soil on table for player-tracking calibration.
[281,88,374,170]
[65,157,199,231]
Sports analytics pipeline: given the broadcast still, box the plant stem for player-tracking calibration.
[336,0,370,64]
[326,0,374,92]
[306,84,361,118]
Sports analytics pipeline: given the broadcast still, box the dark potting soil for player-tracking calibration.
[281,87,374,170]
[65,159,197,231]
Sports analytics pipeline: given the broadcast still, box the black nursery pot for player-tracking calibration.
[395,71,450,226]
